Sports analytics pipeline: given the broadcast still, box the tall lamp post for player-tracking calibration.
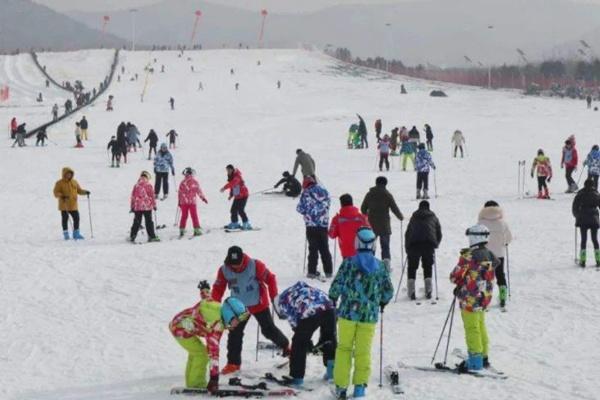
[385,23,392,72]
[486,25,494,89]
[130,9,138,51]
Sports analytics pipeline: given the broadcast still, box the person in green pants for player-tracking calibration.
[329,227,394,399]
[169,280,249,392]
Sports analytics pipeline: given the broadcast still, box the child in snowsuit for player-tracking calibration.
[329,227,394,399]
[415,143,436,199]
[399,130,416,171]
[129,171,160,242]
[531,149,553,199]
[572,179,600,267]
[378,134,391,171]
[167,129,178,149]
[154,143,175,200]
[144,129,159,159]
[221,165,251,230]
[273,171,301,197]
[107,136,122,167]
[452,130,465,158]
[450,224,499,372]
[53,167,90,240]
[347,124,359,149]
[273,282,337,387]
[178,167,208,237]
[583,145,600,190]
[561,139,579,193]
[170,281,249,392]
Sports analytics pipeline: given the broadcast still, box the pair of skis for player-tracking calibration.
[170,386,296,397]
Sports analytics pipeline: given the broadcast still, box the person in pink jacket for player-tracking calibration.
[178,167,208,237]
[129,171,160,243]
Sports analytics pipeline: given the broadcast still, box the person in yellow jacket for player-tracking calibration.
[531,149,553,199]
[53,167,89,240]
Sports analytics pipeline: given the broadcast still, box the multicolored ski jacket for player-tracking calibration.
[130,178,156,212]
[449,246,499,312]
[178,175,207,205]
[154,150,174,174]
[296,182,330,228]
[531,155,552,178]
[584,150,600,176]
[276,282,334,329]
[415,149,435,173]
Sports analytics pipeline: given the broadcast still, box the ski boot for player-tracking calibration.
[458,352,483,372]
[407,279,416,301]
[324,360,334,381]
[161,194,168,201]
[148,236,161,243]
[306,271,321,279]
[179,229,185,238]
[579,249,586,267]
[543,188,550,199]
[334,387,347,400]
[537,191,544,199]
[224,222,241,230]
[193,227,203,236]
[422,189,430,200]
[383,258,392,272]
[111,162,115,168]
[595,249,600,267]
[416,189,421,200]
[290,378,304,389]
[63,230,70,240]
[425,277,433,299]
[221,364,240,375]
[353,385,366,398]
[499,285,508,308]
[72,230,85,240]
[242,221,253,230]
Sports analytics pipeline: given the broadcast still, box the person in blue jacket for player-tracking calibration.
[154,143,175,199]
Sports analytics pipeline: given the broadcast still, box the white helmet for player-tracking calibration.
[465,224,490,247]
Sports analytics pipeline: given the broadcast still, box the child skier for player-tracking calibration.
[178,167,208,237]
[583,145,600,190]
[451,130,465,158]
[572,179,600,267]
[170,280,249,392]
[154,143,175,200]
[144,129,159,160]
[107,136,122,167]
[329,227,394,399]
[415,143,436,199]
[272,282,337,387]
[129,171,160,242]
[220,165,251,230]
[531,149,553,199]
[53,167,90,240]
[273,171,301,197]
[167,129,178,149]
[399,128,416,171]
[377,134,391,171]
[561,139,578,193]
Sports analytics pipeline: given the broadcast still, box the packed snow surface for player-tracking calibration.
[1,48,599,400]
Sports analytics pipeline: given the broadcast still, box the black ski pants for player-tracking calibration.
[290,309,336,379]
[407,244,435,279]
[580,226,599,250]
[61,210,80,231]
[36,137,45,146]
[417,172,429,191]
[231,198,249,223]
[495,257,507,286]
[426,139,433,151]
[378,235,391,260]
[148,144,157,158]
[537,176,548,192]
[565,166,576,187]
[454,145,463,157]
[306,226,333,275]
[227,308,289,365]
[588,174,599,190]
[361,134,368,149]
[155,172,169,196]
[379,153,390,171]
[130,210,157,240]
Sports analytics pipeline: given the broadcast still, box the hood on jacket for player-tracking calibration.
[590,149,600,159]
[478,206,503,222]
[339,205,361,217]
[352,252,381,275]
[62,167,74,180]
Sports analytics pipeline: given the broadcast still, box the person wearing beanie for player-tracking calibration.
[477,200,513,307]
[329,227,394,399]
[583,144,600,190]
[129,171,160,242]
[399,128,416,171]
[53,167,90,240]
[154,143,175,200]
[450,225,499,373]
[561,139,579,193]
[531,149,553,199]
[211,246,290,375]
[297,176,333,278]
[360,177,404,271]
[451,130,465,158]
[425,124,434,152]
[572,179,600,267]
[404,200,442,300]
[292,149,316,178]
[221,165,251,230]
[377,134,391,171]
[415,143,436,199]
[178,167,208,237]
[329,194,370,259]
[170,281,249,393]
[273,171,301,197]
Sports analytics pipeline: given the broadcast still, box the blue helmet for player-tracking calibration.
[355,226,377,253]
[221,297,249,327]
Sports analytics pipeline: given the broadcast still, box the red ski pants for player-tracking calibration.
[179,204,200,229]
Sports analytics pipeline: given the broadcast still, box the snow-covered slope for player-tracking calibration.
[1,49,599,400]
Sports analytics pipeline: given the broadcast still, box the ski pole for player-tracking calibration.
[517,161,521,198]
[505,244,511,298]
[394,257,408,302]
[303,237,308,274]
[87,194,94,238]
[433,169,438,198]
[574,225,578,264]
[431,296,456,365]
[433,251,439,301]
[576,166,585,186]
[442,297,456,366]
[255,321,260,362]
[173,205,180,227]
[400,220,404,270]
[378,307,384,388]
[333,238,337,268]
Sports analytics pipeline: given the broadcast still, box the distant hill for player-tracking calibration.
[70,0,600,66]
[0,0,126,53]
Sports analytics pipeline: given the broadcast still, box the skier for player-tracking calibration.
[211,246,290,375]
[273,171,301,197]
[74,122,83,148]
[360,176,404,271]
[357,114,368,149]
[415,143,436,199]
[129,171,160,242]
[347,124,360,149]
[297,176,333,278]
[107,136,121,167]
[107,95,114,111]
[425,124,434,152]
[79,116,88,141]
[329,194,370,259]
[167,129,178,149]
[126,123,140,152]
[401,84,407,94]
[292,149,316,178]
[452,130,466,158]
[378,134,391,171]
[390,127,399,155]
[408,125,420,145]
[277,80,281,89]
[52,104,59,121]
[450,224,499,372]
[154,143,175,200]
[170,97,175,110]
[116,122,128,164]
[220,165,251,230]
[587,95,592,109]
[235,83,239,91]
[170,281,249,392]
[11,123,26,147]
[572,179,600,267]
[35,128,47,147]
[144,129,159,160]
[272,282,337,387]
[477,201,512,307]
[374,119,382,142]
[399,129,416,171]
[404,200,442,300]
[198,81,204,91]
[10,117,17,139]
[53,167,89,240]
[583,145,600,190]
[531,149,553,199]
[178,167,208,237]
[561,139,579,193]
[329,227,394,399]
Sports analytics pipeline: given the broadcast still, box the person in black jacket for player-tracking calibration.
[36,128,48,146]
[79,116,89,140]
[572,178,600,267]
[404,200,442,300]
[425,124,434,151]
[274,171,301,198]
[107,136,121,167]
[357,114,368,149]
[144,129,159,160]
[116,122,128,164]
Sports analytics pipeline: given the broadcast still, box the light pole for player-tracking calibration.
[130,9,138,51]
[486,25,494,89]
[385,23,392,72]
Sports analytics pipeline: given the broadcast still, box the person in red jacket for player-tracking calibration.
[561,138,579,193]
[220,164,252,230]
[211,246,290,375]
[10,117,17,139]
[329,194,370,259]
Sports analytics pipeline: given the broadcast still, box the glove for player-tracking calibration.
[85,191,91,195]
[453,286,460,297]
[560,164,564,169]
[129,209,134,214]
[220,188,225,193]
[207,375,219,393]
[379,302,387,313]
[547,177,552,183]
[530,172,534,178]
[153,207,157,211]
[202,198,208,204]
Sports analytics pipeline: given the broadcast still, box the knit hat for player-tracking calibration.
[375,176,388,186]
[140,170,151,180]
[340,193,353,207]
[418,200,430,210]
[584,178,595,189]
[224,246,244,266]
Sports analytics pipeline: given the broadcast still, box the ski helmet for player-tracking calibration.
[465,224,490,247]
[160,142,168,150]
[182,167,195,176]
[221,297,249,328]
[355,226,377,253]
[537,148,544,155]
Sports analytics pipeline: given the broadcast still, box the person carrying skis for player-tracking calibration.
[477,200,512,308]
[221,165,251,230]
[360,176,404,271]
[154,143,175,200]
[583,144,600,190]
[167,129,178,149]
[425,124,434,151]
[53,167,90,240]
[292,149,316,178]
[531,149,553,199]
[79,116,89,141]
[36,128,47,147]
[329,194,370,259]
[452,130,466,158]
[273,171,301,197]
[178,167,208,237]
[399,130,416,171]
[272,282,337,387]
[211,246,290,375]
[377,134,391,171]
[144,129,159,160]
[415,143,436,199]
[129,171,160,242]
[450,224,499,372]
[572,178,600,267]
[374,119,382,142]
[107,136,122,167]
[404,200,442,300]
[357,114,368,149]
[170,280,249,392]
[561,138,579,193]
[297,176,333,278]
[329,227,394,399]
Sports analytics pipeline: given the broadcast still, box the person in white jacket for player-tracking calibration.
[451,130,465,158]
[477,200,513,308]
